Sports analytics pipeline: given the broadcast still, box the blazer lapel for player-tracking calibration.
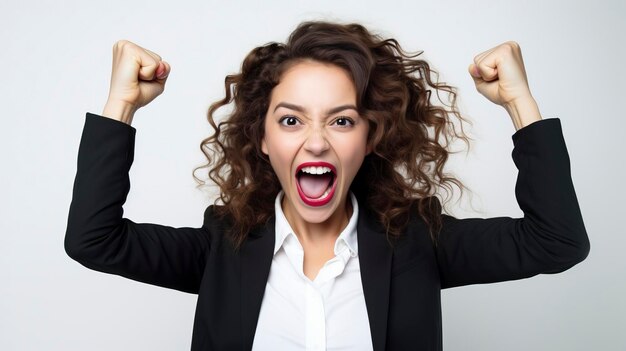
[237,213,393,351]
[240,217,276,350]
[358,212,393,351]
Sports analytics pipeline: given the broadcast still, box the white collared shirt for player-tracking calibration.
[251,192,373,351]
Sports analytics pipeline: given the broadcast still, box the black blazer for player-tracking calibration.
[65,113,589,350]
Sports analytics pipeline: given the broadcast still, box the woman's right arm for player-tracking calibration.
[99,40,171,125]
[64,41,210,294]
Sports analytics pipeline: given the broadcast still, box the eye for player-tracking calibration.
[332,117,355,127]
[279,115,301,126]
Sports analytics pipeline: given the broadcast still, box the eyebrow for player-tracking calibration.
[273,102,358,115]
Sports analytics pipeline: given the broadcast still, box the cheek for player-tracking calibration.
[264,136,302,181]
[265,137,300,162]
[338,135,369,178]
[267,155,291,193]
[346,153,366,177]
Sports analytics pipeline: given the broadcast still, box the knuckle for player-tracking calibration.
[113,40,127,52]
[113,39,127,48]
[508,40,520,48]
[503,41,520,51]
[113,39,138,53]
[147,50,162,61]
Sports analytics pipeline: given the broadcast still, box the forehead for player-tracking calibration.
[270,60,357,107]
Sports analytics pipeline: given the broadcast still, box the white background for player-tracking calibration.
[1,0,624,350]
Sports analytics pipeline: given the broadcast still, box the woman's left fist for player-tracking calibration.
[468,41,533,107]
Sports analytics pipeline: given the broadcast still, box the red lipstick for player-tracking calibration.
[295,162,337,207]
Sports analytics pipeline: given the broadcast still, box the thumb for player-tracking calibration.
[474,60,499,82]
[468,63,480,79]
[468,63,484,86]
[155,61,170,80]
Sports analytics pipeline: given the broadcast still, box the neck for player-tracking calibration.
[282,196,353,247]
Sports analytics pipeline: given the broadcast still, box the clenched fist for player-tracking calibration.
[102,40,171,124]
[468,41,542,130]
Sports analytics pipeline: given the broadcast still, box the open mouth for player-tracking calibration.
[295,162,337,207]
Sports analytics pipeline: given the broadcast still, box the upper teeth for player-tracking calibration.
[301,166,332,175]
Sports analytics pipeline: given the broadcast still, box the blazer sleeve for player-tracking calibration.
[435,118,590,289]
[64,113,211,294]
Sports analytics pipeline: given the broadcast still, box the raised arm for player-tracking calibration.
[468,40,542,130]
[64,41,210,294]
[435,41,590,288]
[435,117,589,288]
[100,40,171,125]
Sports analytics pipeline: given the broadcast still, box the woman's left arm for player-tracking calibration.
[435,42,590,288]
[436,118,590,288]
[468,41,542,130]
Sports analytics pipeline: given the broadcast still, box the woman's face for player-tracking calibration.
[262,60,370,225]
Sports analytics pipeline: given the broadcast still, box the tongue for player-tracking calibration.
[299,173,332,199]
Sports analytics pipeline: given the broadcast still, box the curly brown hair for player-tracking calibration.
[193,20,471,251]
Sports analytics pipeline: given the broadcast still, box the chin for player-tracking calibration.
[296,204,338,224]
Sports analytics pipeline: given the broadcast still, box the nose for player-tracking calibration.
[303,127,329,155]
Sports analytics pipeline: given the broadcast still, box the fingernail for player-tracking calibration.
[156,64,167,79]
[472,66,480,77]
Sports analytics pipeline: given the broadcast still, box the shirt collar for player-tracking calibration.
[273,191,359,257]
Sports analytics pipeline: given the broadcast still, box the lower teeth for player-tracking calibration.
[321,187,331,198]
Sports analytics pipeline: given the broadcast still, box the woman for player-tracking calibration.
[65,21,589,350]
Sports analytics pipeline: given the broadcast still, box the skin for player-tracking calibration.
[468,41,542,130]
[102,40,171,125]
[101,38,542,280]
[261,61,371,279]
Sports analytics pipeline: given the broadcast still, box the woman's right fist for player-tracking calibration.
[102,40,170,124]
